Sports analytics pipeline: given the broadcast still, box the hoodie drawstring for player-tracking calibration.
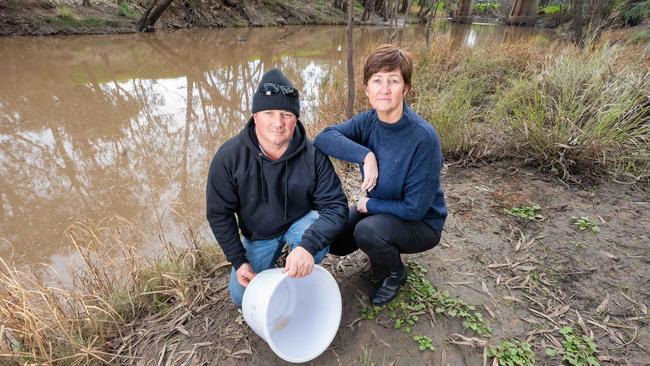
[283,161,288,220]
[258,154,268,203]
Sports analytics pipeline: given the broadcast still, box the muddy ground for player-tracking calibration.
[118,164,649,366]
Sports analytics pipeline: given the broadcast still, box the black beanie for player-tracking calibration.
[252,68,300,118]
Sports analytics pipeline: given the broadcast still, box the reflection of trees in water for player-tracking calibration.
[0,27,354,266]
[0,24,549,267]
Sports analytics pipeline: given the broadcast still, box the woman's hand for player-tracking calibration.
[357,197,369,213]
[361,152,378,192]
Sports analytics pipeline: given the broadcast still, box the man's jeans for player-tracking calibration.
[228,210,329,307]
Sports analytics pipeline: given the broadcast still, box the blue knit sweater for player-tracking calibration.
[314,104,447,231]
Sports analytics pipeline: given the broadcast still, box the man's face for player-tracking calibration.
[253,110,297,149]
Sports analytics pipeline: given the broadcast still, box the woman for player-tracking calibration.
[314,44,447,306]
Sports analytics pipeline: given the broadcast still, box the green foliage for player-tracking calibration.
[46,7,115,28]
[571,216,600,233]
[473,3,498,12]
[622,1,650,24]
[360,261,492,352]
[413,335,435,351]
[488,339,536,366]
[545,347,559,357]
[361,305,383,320]
[559,327,600,366]
[56,5,77,21]
[539,5,561,15]
[503,204,543,221]
[118,1,137,17]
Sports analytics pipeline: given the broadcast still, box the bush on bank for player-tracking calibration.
[317,37,649,183]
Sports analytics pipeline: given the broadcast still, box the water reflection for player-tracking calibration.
[0,23,550,273]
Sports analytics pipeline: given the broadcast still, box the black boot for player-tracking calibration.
[367,268,387,284]
[371,265,406,306]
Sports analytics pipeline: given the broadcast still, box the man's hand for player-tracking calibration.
[361,151,378,192]
[236,263,256,287]
[283,246,315,278]
[357,197,369,213]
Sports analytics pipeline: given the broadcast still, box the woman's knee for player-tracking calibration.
[353,215,393,250]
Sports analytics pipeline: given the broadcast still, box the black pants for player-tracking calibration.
[331,207,442,277]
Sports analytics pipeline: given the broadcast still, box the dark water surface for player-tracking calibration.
[0,22,549,276]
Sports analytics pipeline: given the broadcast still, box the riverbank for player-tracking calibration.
[1,0,436,37]
[0,0,349,36]
[0,0,573,37]
[1,36,648,365]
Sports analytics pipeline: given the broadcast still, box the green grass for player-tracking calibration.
[45,10,116,28]
[539,4,561,15]
[503,204,544,221]
[473,3,498,12]
[118,1,137,17]
[622,0,650,24]
[628,28,650,45]
[56,5,76,20]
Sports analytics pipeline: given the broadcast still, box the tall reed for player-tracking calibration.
[0,215,226,365]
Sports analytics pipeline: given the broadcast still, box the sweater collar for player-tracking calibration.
[376,102,412,130]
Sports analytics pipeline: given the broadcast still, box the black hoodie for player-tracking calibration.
[206,117,348,270]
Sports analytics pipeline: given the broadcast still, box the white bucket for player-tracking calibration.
[241,265,342,363]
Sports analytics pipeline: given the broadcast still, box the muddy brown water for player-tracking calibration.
[0,23,550,278]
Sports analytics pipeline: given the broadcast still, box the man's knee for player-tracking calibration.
[286,210,319,246]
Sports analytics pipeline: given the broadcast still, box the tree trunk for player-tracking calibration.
[346,0,355,118]
[138,0,174,32]
[399,0,408,13]
[362,0,375,21]
[333,0,346,11]
[402,0,410,29]
[375,0,387,20]
[426,0,440,46]
[571,0,583,47]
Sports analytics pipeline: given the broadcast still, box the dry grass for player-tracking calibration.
[0,215,227,365]
[313,37,650,183]
[494,44,649,182]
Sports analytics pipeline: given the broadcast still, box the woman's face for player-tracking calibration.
[365,69,410,119]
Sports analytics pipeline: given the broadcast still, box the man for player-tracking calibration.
[206,68,348,307]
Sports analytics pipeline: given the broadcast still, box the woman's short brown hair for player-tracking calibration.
[363,44,413,88]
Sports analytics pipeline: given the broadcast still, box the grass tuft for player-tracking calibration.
[118,1,137,17]
[0,216,226,364]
